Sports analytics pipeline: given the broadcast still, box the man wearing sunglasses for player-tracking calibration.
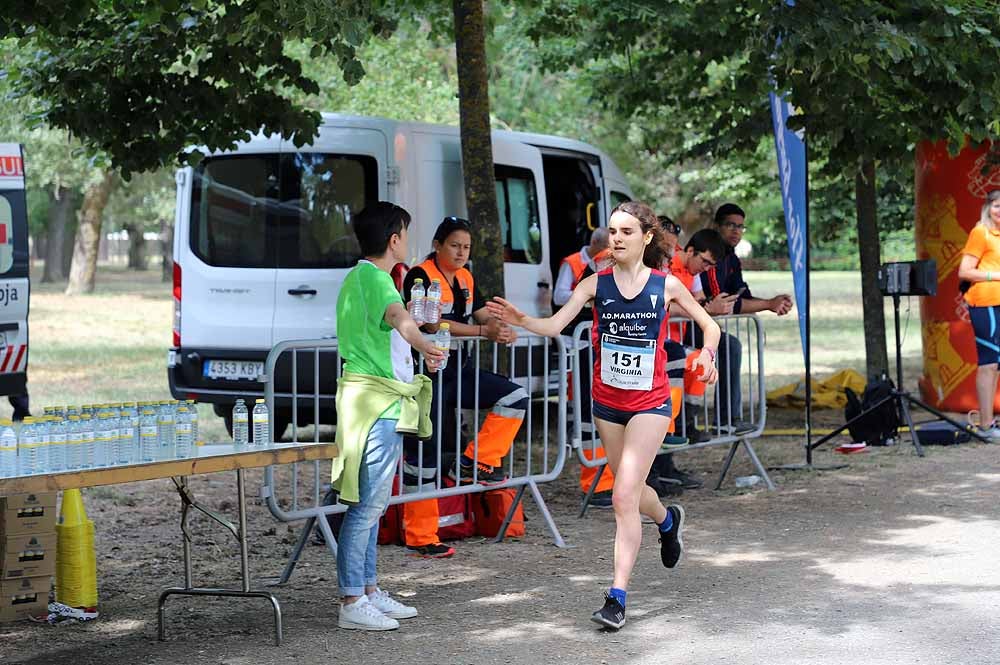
[698,203,793,433]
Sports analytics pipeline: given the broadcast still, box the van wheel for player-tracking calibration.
[222,411,290,443]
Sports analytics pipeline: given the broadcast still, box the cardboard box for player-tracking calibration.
[0,493,57,512]
[0,503,57,536]
[0,575,50,623]
[2,533,56,579]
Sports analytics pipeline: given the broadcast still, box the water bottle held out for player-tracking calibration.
[232,399,249,445]
[435,322,451,371]
[410,278,426,324]
[425,279,442,324]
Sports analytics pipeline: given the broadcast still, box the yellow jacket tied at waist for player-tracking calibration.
[333,371,433,504]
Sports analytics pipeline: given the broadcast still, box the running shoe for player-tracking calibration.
[659,504,685,568]
[590,592,626,630]
[660,434,690,450]
[659,467,703,489]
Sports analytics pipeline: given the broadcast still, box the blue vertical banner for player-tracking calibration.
[769,92,808,358]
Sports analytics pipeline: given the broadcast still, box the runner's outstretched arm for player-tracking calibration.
[486,273,598,338]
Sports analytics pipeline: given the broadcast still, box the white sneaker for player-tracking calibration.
[368,588,418,619]
[338,595,399,631]
[977,424,1000,441]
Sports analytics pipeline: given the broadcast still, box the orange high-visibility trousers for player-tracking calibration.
[579,446,615,493]
[403,497,439,548]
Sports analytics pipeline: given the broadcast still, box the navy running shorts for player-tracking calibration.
[593,398,672,426]
[969,304,1000,365]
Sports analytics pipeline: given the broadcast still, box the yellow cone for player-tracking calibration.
[56,489,98,609]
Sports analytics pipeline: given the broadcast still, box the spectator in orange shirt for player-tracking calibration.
[958,189,1000,439]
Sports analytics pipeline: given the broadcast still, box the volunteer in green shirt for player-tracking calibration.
[333,202,444,632]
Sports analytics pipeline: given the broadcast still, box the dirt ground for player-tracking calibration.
[2,407,998,665]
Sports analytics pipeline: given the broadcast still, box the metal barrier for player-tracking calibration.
[260,333,569,585]
[571,313,774,516]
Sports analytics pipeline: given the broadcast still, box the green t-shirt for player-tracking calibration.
[337,261,414,417]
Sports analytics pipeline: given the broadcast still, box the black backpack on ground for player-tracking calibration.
[844,377,901,446]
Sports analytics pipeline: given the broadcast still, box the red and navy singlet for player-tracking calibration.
[591,267,671,411]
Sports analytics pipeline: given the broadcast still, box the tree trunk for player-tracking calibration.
[160,217,173,281]
[66,171,116,295]
[453,0,504,299]
[42,187,75,283]
[855,159,888,380]
[124,223,147,270]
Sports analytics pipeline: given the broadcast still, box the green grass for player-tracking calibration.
[748,271,924,391]
[11,266,925,439]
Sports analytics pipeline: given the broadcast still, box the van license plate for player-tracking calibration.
[203,360,264,381]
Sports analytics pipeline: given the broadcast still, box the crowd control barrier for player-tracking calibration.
[260,333,569,585]
[571,313,774,516]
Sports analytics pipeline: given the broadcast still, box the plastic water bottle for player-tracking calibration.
[48,416,67,472]
[17,417,40,475]
[79,414,95,469]
[94,413,112,468]
[65,415,82,470]
[66,405,80,418]
[186,399,200,445]
[118,405,135,464]
[435,322,451,371]
[158,400,175,455]
[36,415,51,473]
[140,407,158,461]
[425,278,442,324]
[174,405,193,458]
[0,418,17,477]
[232,399,249,445]
[81,404,93,419]
[410,278,426,324]
[252,399,269,446]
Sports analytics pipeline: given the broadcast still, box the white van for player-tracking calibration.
[0,144,30,401]
[168,113,634,434]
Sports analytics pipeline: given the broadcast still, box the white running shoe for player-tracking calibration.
[368,588,418,619]
[338,595,399,631]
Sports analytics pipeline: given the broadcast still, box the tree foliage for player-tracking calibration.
[527,0,1000,377]
[3,0,403,178]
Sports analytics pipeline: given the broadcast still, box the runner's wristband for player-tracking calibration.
[703,348,717,362]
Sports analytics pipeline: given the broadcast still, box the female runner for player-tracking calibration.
[486,201,720,629]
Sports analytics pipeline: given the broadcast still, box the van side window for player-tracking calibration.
[610,190,631,209]
[190,153,378,269]
[495,165,541,264]
[0,195,14,273]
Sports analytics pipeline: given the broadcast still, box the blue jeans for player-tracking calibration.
[337,418,402,597]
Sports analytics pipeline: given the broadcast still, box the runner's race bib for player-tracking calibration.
[601,333,655,391]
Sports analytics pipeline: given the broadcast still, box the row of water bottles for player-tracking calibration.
[409,278,442,325]
[0,400,201,478]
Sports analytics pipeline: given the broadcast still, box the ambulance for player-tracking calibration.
[0,144,29,399]
[168,113,634,435]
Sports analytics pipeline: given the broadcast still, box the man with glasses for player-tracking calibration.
[700,203,793,433]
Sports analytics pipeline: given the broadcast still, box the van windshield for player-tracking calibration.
[190,153,378,269]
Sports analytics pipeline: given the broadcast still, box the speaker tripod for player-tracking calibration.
[810,293,989,455]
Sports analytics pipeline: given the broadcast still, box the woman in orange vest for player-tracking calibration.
[958,189,1000,439]
[400,217,525,558]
